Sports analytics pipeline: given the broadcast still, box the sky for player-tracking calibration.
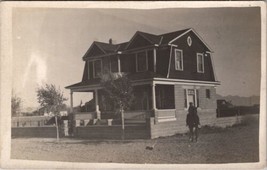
[12,7,261,109]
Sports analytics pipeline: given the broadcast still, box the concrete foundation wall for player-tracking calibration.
[74,124,150,139]
[12,127,59,138]
[150,114,259,139]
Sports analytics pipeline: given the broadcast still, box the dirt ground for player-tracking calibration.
[11,120,259,164]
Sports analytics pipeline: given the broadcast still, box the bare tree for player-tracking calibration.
[36,84,67,141]
[100,71,134,139]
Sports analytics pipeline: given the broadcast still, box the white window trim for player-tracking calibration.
[187,36,192,46]
[197,53,204,73]
[174,49,183,71]
[183,88,200,109]
[135,50,148,72]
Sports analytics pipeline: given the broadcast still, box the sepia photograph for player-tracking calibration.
[0,1,266,169]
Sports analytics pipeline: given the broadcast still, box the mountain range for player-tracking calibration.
[216,94,260,106]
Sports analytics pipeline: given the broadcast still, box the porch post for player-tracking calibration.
[151,82,158,123]
[152,83,156,110]
[70,91,73,113]
[153,48,157,72]
[95,89,101,119]
[118,56,121,73]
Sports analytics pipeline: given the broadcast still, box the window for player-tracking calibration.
[110,56,118,72]
[136,51,148,72]
[88,61,93,79]
[94,60,102,78]
[197,53,204,73]
[184,89,199,108]
[175,49,183,71]
[156,85,175,109]
[87,60,102,79]
[206,89,211,99]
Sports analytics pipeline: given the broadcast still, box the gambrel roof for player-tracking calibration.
[83,28,212,60]
[159,28,191,44]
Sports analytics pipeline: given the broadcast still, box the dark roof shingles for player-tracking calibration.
[94,41,119,53]
[159,28,191,44]
[85,28,191,57]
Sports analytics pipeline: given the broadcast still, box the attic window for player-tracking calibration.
[187,36,192,46]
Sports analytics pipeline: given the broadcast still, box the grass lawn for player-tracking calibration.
[11,119,259,164]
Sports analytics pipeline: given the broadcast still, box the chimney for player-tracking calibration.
[109,38,112,44]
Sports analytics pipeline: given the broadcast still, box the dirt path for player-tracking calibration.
[11,122,259,164]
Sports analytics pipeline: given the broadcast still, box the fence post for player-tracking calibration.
[236,108,240,124]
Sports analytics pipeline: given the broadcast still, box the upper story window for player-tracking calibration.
[136,51,148,72]
[87,59,102,79]
[175,49,183,71]
[94,60,102,78]
[197,53,204,73]
[110,56,118,73]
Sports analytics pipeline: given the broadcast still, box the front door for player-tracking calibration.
[187,94,195,107]
[187,89,195,107]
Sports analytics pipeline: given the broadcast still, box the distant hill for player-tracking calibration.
[216,94,260,106]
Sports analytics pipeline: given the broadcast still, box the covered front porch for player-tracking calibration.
[67,81,177,127]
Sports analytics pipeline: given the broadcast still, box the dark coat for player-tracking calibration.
[186,106,200,127]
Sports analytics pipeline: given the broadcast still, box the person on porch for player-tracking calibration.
[186,102,200,142]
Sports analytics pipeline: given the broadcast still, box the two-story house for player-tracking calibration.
[66,28,220,138]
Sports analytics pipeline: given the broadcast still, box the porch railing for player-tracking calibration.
[155,109,176,123]
[73,110,151,126]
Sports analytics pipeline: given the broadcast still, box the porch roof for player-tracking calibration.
[65,71,165,90]
[66,76,220,92]
[65,81,100,92]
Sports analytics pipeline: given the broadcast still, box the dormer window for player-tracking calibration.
[87,59,102,79]
[110,56,118,73]
[94,60,102,78]
[136,51,148,72]
[197,53,204,73]
[175,49,183,71]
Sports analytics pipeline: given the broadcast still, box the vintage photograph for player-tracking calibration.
[2,1,265,168]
